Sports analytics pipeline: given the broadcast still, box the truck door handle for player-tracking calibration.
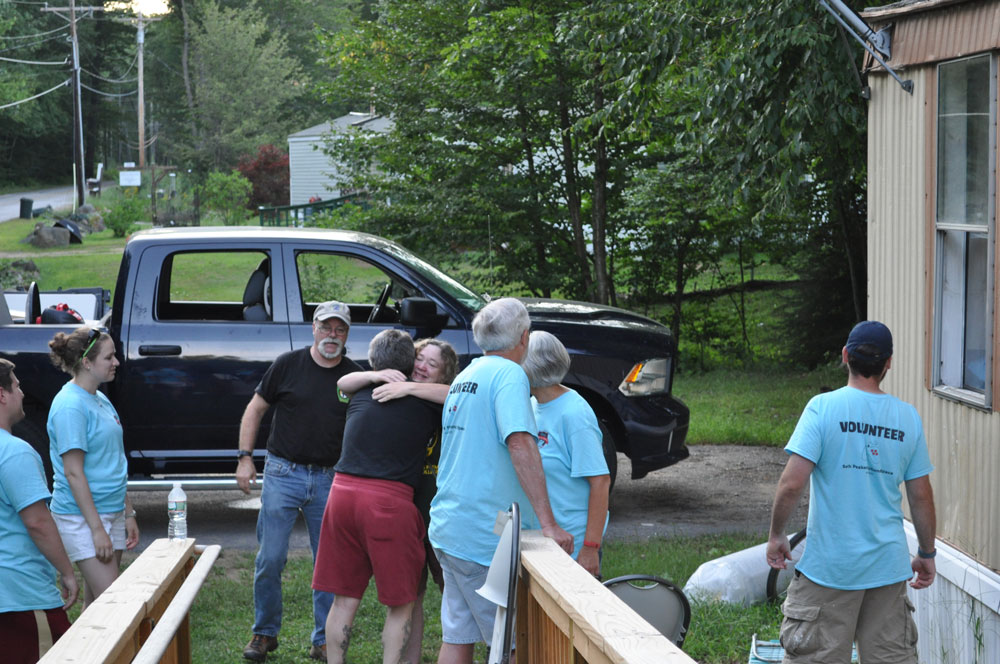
[138,345,182,356]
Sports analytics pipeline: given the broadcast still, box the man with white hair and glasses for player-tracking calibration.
[429,297,573,664]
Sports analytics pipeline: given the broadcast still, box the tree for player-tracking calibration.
[170,1,306,172]
[316,1,661,303]
[202,169,252,225]
[237,144,289,208]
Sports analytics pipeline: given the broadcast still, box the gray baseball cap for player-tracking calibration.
[313,301,351,326]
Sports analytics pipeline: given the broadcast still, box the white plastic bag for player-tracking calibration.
[683,538,805,606]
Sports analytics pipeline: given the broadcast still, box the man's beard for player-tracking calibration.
[317,338,343,359]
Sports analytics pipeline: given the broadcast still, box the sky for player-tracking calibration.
[108,0,171,16]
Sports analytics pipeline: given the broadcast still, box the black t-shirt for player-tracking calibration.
[256,347,361,466]
[335,386,442,489]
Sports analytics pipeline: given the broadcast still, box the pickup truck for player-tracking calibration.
[1,226,689,487]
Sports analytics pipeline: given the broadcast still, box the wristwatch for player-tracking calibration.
[237,450,253,459]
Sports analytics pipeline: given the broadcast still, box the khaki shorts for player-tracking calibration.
[780,572,918,664]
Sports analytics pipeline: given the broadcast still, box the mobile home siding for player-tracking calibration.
[867,30,1000,664]
[869,65,1000,572]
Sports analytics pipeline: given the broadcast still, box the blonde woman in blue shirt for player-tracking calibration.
[47,327,138,607]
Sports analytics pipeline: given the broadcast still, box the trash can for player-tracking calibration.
[19,198,33,219]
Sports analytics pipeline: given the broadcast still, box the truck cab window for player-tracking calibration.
[295,252,416,323]
[157,251,272,322]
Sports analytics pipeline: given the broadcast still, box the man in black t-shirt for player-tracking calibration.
[236,301,360,663]
[313,329,441,664]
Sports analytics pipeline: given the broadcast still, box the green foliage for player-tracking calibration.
[155,0,309,173]
[202,170,252,225]
[104,193,146,238]
[0,259,39,290]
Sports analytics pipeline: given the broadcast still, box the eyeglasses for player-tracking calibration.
[315,322,349,336]
[75,328,101,367]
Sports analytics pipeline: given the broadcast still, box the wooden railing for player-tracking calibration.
[516,532,696,663]
[39,538,220,664]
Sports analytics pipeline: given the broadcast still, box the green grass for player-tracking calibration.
[675,364,845,446]
[168,533,780,664]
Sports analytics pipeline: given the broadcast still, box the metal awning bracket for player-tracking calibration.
[818,0,913,94]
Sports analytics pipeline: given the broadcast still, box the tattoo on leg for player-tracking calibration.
[337,624,353,654]
[395,618,412,664]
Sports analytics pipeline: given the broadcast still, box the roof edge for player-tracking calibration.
[862,0,972,20]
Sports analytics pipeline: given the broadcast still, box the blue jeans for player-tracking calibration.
[252,454,334,646]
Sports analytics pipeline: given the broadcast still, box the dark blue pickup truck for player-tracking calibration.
[1,227,688,486]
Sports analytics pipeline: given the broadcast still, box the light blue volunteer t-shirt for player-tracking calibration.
[787,385,934,590]
[526,389,609,559]
[429,355,538,567]
[48,381,128,515]
[0,430,63,611]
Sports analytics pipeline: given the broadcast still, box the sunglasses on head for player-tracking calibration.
[76,328,101,367]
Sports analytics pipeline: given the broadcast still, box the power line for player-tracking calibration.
[81,52,138,83]
[82,67,137,83]
[0,24,69,40]
[0,54,69,65]
[80,81,136,97]
[0,31,70,53]
[0,77,70,110]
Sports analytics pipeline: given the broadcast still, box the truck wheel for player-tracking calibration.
[13,417,53,489]
[599,420,618,492]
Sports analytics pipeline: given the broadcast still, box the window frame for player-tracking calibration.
[930,53,998,410]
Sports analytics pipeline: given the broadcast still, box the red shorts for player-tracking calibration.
[313,474,425,606]
[0,607,71,663]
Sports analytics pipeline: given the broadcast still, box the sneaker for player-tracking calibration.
[242,634,278,661]
[308,644,327,660]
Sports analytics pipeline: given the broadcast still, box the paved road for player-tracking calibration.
[0,186,78,222]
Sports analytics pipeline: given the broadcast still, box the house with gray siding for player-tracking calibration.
[287,112,393,205]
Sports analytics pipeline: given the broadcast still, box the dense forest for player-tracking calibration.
[0,0,896,366]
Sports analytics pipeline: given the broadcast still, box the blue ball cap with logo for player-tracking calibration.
[846,320,892,360]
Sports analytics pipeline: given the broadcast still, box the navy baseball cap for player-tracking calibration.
[846,320,892,360]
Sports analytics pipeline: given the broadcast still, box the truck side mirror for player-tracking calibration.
[400,297,441,327]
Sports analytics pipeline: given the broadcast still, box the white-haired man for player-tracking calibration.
[429,297,573,664]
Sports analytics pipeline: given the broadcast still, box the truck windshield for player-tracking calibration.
[378,242,486,313]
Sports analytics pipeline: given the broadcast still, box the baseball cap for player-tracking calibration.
[846,320,892,360]
[313,301,351,326]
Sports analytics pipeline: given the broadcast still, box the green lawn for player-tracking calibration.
[675,364,844,446]
[166,533,781,664]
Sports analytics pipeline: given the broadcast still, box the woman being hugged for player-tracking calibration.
[47,327,138,607]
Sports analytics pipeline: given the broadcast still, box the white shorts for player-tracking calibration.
[51,511,127,562]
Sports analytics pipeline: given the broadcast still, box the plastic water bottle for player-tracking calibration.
[167,482,187,540]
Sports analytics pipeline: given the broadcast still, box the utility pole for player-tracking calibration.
[122,11,160,168]
[41,3,103,207]
[69,0,84,207]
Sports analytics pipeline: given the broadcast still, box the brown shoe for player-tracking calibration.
[308,644,327,660]
[243,634,278,661]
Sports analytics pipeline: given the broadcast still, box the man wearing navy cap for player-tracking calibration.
[766,321,937,664]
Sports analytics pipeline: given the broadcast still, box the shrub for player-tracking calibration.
[105,193,146,238]
[237,144,290,208]
[202,171,253,226]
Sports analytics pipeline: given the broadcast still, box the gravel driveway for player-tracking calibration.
[129,445,808,553]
